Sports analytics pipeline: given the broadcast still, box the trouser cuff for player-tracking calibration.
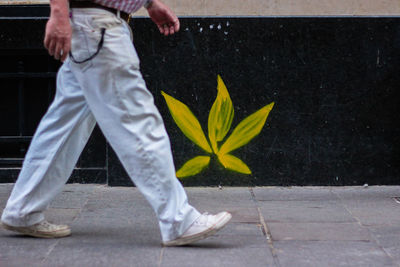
[1,210,45,227]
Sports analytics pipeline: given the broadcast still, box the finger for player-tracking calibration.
[169,25,175,35]
[174,18,180,32]
[48,39,57,56]
[158,24,164,34]
[54,41,63,60]
[44,33,50,50]
[61,40,71,62]
[163,24,170,36]
[44,23,51,49]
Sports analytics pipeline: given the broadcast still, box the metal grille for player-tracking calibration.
[0,52,59,168]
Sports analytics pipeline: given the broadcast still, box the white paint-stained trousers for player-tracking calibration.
[1,8,200,242]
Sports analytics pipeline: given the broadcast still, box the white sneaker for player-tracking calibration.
[1,220,71,238]
[163,211,232,246]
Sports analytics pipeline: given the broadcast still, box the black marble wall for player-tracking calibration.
[0,6,399,186]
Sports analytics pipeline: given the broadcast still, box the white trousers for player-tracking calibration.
[1,8,200,242]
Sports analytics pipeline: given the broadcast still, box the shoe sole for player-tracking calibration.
[1,222,71,238]
[162,212,232,246]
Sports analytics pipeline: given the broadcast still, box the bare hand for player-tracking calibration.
[44,10,71,62]
[146,0,180,36]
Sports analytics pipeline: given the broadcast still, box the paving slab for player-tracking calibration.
[217,222,264,236]
[268,222,371,241]
[0,234,59,267]
[83,186,149,209]
[79,187,158,229]
[185,188,260,223]
[44,208,81,225]
[333,189,400,226]
[274,240,397,267]
[0,184,12,214]
[43,223,162,267]
[185,187,255,208]
[253,187,339,201]
[49,184,98,209]
[43,187,162,267]
[331,186,400,199]
[259,200,355,223]
[162,245,273,267]
[71,186,159,229]
[44,244,161,267]
[161,224,273,267]
[369,225,400,263]
[222,207,259,223]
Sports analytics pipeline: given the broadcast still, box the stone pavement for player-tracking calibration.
[0,184,399,267]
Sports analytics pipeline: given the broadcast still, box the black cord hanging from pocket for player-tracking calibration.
[69,28,106,64]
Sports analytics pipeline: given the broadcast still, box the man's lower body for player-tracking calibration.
[1,8,230,244]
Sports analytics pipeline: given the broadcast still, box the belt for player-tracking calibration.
[69,1,131,23]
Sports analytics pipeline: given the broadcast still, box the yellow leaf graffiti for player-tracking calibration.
[218,153,251,174]
[162,75,274,178]
[176,156,211,178]
[208,76,234,153]
[218,103,274,155]
[161,92,212,153]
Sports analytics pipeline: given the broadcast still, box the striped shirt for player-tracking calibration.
[90,0,148,14]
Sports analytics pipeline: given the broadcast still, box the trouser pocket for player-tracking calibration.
[69,13,122,71]
[69,26,97,72]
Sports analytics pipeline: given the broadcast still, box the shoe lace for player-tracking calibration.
[38,220,58,230]
[40,221,49,226]
[194,212,211,226]
[39,221,51,228]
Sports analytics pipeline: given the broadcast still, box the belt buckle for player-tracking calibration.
[117,10,131,23]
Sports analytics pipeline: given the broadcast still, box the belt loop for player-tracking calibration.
[117,10,120,19]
